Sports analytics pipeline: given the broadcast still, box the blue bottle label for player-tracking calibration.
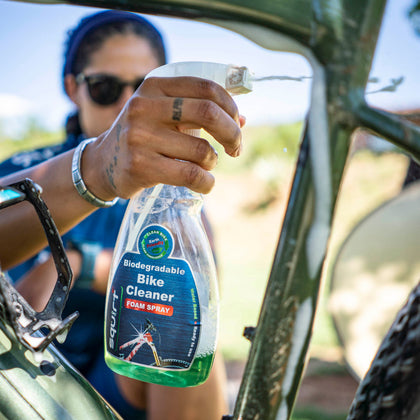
[106,224,201,370]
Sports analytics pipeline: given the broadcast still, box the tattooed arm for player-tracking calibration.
[0,76,244,269]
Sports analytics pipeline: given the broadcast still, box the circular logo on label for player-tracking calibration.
[139,225,173,259]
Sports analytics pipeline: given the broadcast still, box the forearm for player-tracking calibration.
[0,150,97,269]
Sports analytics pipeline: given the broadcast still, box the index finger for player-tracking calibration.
[142,76,241,126]
[141,77,243,156]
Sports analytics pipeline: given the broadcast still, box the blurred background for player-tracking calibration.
[1,0,420,418]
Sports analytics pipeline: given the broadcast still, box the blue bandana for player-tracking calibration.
[63,10,166,77]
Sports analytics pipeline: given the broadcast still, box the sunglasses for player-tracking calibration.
[76,73,145,106]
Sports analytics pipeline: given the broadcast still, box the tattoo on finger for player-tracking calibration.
[172,98,183,121]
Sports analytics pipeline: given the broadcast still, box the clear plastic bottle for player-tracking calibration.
[104,184,219,387]
[104,61,252,387]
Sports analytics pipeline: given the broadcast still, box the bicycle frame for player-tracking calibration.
[5,0,420,419]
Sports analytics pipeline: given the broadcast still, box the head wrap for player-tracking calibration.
[63,10,166,77]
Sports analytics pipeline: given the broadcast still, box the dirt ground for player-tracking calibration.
[294,359,359,413]
[225,357,359,415]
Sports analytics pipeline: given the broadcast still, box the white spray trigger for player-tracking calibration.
[145,61,253,95]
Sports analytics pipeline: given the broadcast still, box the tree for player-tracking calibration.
[409,0,420,35]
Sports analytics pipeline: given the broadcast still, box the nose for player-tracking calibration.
[119,85,137,106]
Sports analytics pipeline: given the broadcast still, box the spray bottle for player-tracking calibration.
[104,62,252,387]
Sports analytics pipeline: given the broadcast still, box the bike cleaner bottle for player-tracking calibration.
[104,62,252,387]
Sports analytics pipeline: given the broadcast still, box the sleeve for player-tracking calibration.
[0,143,66,178]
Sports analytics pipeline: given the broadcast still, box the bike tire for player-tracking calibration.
[347,281,420,420]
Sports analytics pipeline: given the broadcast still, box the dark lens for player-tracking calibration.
[86,75,123,106]
[133,78,145,91]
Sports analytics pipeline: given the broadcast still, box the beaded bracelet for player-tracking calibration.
[72,138,118,208]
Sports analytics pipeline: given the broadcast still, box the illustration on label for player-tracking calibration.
[106,224,201,370]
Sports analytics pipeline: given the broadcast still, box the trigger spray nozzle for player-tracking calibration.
[145,61,253,95]
[225,65,253,94]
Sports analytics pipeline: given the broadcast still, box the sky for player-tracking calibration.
[0,0,419,137]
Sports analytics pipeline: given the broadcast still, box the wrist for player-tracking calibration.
[73,137,118,207]
[84,135,119,201]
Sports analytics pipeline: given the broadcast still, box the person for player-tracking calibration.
[0,10,244,420]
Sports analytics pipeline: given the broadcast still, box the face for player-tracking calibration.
[67,33,160,138]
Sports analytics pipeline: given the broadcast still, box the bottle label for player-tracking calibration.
[106,224,201,370]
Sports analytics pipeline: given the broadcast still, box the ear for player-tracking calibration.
[64,74,79,104]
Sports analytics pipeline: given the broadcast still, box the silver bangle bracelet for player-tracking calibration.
[72,138,118,208]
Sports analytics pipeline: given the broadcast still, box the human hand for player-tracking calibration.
[82,76,245,199]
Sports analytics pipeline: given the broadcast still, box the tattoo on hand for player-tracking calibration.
[172,98,183,121]
[107,123,122,185]
[114,124,121,159]
[106,166,116,191]
[116,123,122,144]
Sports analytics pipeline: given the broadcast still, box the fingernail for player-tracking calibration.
[230,142,242,157]
[236,142,243,156]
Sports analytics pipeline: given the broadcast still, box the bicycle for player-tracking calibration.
[1,0,420,419]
